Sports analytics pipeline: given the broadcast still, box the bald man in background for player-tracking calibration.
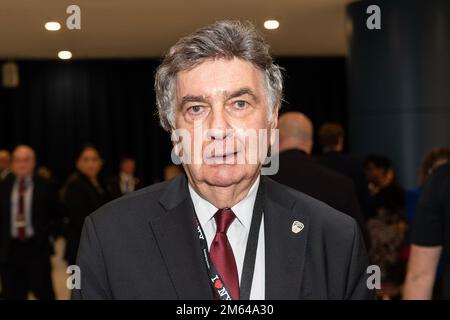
[272,112,368,246]
[0,145,59,299]
[0,150,12,182]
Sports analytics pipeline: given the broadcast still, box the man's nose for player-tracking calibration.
[207,107,231,140]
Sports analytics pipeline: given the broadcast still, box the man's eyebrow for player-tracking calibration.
[225,87,259,102]
[180,95,209,109]
[179,87,259,109]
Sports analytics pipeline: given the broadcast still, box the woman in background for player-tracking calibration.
[61,145,109,265]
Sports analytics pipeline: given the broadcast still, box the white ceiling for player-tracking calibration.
[0,0,354,59]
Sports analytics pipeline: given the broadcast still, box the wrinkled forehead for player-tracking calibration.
[175,58,266,102]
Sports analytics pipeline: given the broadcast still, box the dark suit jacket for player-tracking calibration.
[107,174,143,200]
[272,149,367,238]
[72,174,374,300]
[0,174,60,263]
[61,172,109,264]
[318,151,372,217]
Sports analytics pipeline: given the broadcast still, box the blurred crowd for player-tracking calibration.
[0,145,182,299]
[271,112,450,300]
[0,111,449,299]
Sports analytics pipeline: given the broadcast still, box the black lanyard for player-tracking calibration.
[192,178,265,300]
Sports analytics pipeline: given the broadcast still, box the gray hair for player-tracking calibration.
[154,20,284,132]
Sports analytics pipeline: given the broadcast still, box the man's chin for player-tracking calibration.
[202,164,246,187]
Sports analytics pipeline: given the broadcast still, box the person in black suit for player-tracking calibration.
[0,145,59,299]
[61,145,109,266]
[272,112,367,243]
[107,157,143,199]
[73,20,374,300]
[317,122,372,218]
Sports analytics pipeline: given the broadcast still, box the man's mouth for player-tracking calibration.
[206,150,240,163]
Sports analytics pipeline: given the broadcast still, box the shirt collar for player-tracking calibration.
[120,172,133,179]
[14,175,32,186]
[188,176,260,230]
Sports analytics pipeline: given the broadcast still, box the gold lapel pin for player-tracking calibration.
[292,221,304,234]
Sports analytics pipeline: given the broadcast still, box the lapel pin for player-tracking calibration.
[292,221,304,234]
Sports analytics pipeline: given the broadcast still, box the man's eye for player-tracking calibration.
[188,105,203,114]
[234,100,248,109]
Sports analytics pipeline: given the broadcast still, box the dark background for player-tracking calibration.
[0,57,348,187]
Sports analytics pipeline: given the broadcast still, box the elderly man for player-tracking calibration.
[73,20,373,300]
[0,145,58,299]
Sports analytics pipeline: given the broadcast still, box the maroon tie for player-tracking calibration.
[210,208,240,300]
[16,178,27,241]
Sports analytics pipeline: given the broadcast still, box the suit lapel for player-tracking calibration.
[149,175,213,300]
[31,176,41,227]
[263,177,310,299]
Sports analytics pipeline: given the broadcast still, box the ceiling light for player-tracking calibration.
[264,20,279,30]
[58,51,72,60]
[45,21,61,31]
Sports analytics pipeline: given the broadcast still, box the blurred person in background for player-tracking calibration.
[365,155,405,215]
[272,112,367,245]
[36,166,52,181]
[406,147,450,225]
[107,156,143,199]
[317,122,371,218]
[404,162,450,299]
[364,155,407,299]
[0,149,12,181]
[418,147,450,186]
[0,145,59,299]
[403,147,450,299]
[61,145,109,266]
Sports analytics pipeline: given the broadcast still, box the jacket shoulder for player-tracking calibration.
[266,177,357,233]
[87,179,170,227]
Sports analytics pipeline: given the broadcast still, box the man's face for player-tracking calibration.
[12,148,35,178]
[174,58,277,188]
[121,159,135,175]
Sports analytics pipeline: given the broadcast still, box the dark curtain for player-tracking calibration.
[0,57,347,187]
[277,57,349,153]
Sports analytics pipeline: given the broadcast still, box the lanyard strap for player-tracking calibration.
[192,178,265,300]
[240,181,264,300]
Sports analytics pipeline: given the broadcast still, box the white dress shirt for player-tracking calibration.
[188,176,265,300]
[119,172,135,194]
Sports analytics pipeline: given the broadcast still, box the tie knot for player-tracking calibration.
[214,208,235,233]
[19,178,26,191]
